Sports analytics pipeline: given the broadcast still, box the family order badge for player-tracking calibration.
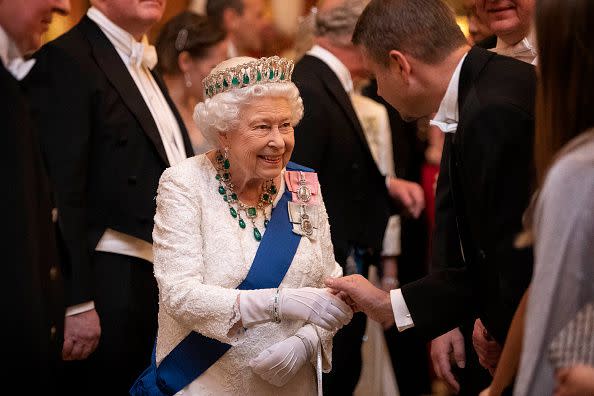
[285,170,320,238]
[297,173,312,203]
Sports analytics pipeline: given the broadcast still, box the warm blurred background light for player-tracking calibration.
[44,0,473,56]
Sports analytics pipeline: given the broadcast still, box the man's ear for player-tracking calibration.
[388,50,411,84]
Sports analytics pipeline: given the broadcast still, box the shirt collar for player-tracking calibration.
[0,24,36,80]
[87,6,155,68]
[227,40,239,58]
[430,52,468,133]
[493,29,538,65]
[307,44,354,94]
[0,24,23,68]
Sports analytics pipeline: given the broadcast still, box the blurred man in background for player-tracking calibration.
[1,0,70,393]
[206,0,266,57]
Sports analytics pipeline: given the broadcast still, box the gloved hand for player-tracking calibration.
[250,324,318,387]
[240,287,352,331]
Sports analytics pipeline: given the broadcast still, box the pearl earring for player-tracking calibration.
[184,72,192,88]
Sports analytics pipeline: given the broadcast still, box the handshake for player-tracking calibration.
[239,275,397,332]
[240,276,396,387]
[326,274,397,329]
[240,286,354,332]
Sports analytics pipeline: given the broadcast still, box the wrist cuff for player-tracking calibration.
[295,325,318,358]
[239,289,275,327]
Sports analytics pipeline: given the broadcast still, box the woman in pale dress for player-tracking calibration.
[131,56,352,396]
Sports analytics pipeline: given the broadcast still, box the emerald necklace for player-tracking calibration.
[214,150,278,242]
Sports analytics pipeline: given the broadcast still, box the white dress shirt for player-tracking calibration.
[429,52,468,134]
[0,25,35,80]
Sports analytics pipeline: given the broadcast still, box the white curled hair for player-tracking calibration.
[194,78,304,148]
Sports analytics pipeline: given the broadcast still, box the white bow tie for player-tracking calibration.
[129,42,157,70]
[430,119,458,133]
[7,57,36,80]
[494,38,537,63]
[499,45,533,57]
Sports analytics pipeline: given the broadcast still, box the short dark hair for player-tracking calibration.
[155,11,226,76]
[352,0,467,66]
[206,0,244,28]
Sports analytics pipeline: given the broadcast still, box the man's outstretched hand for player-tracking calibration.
[325,275,395,328]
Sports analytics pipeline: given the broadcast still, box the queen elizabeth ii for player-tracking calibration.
[131,56,352,396]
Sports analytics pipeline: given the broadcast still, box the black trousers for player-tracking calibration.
[58,252,158,396]
[384,326,432,396]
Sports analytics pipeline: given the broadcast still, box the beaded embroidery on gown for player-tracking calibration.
[152,154,342,395]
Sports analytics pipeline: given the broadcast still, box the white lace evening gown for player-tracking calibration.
[152,154,342,395]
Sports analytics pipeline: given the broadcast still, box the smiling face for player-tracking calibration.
[222,96,294,184]
[92,0,166,39]
[476,0,534,44]
[0,0,70,54]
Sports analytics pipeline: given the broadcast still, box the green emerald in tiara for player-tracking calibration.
[202,56,294,99]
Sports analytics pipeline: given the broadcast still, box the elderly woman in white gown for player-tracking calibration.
[130,56,352,396]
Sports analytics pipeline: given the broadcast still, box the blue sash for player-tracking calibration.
[130,162,313,396]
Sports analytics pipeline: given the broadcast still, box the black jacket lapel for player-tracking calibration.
[151,70,194,157]
[78,16,170,165]
[455,46,493,147]
[449,46,494,260]
[310,56,376,163]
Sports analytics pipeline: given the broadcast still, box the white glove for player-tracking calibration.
[240,287,352,331]
[250,324,319,387]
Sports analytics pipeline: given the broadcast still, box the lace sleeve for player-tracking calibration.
[315,183,344,372]
[153,167,241,343]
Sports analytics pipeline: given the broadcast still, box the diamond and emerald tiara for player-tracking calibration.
[202,56,295,99]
